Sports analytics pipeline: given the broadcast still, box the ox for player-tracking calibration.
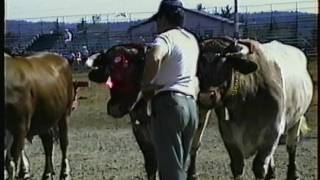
[86,44,208,180]
[5,52,74,180]
[197,37,313,179]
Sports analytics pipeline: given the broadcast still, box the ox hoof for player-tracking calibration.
[287,167,299,180]
[234,175,244,180]
[60,174,71,180]
[287,173,300,180]
[187,173,199,180]
[4,169,9,180]
[42,173,55,180]
[18,171,31,180]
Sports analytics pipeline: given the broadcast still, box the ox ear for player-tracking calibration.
[228,57,258,75]
[86,53,101,68]
[88,68,108,83]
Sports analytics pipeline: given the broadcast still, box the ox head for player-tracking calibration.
[197,37,258,109]
[86,44,147,118]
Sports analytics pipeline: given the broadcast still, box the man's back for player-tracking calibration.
[153,28,199,97]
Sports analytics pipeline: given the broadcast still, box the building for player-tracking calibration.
[128,8,241,42]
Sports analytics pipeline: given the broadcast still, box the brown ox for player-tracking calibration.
[86,44,208,180]
[5,52,74,180]
[197,37,313,179]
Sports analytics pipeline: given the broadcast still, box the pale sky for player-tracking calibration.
[5,0,318,20]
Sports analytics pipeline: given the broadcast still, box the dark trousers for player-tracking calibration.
[151,92,199,180]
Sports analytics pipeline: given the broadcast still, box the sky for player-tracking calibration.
[5,0,318,20]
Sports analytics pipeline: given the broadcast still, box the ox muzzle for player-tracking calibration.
[107,99,130,118]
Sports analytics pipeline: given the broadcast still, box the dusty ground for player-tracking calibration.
[24,59,318,180]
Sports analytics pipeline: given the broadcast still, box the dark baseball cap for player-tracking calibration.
[146,0,184,22]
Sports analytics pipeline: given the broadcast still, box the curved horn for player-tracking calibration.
[224,43,249,57]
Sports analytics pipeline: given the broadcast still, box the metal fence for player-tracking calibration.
[5,1,318,57]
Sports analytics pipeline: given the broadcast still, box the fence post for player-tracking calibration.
[18,20,21,49]
[295,1,299,45]
[40,19,43,34]
[270,4,273,30]
[106,14,110,48]
[234,0,239,39]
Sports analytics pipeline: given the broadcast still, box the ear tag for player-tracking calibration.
[106,78,113,89]
[123,59,129,68]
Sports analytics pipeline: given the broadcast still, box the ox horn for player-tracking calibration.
[117,46,139,55]
[224,43,249,57]
[223,41,257,74]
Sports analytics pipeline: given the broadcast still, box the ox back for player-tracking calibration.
[5,53,74,137]
[261,41,313,130]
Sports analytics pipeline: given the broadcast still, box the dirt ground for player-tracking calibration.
[24,60,318,180]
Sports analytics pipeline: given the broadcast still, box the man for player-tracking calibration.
[141,0,199,179]
[64,29,73,47]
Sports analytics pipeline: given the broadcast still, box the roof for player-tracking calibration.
[185,8,235,24]
[129,8,238,30]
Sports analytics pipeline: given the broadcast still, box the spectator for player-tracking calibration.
[64,29,73,48]
[81,46,89,66]
[75,51,83,71]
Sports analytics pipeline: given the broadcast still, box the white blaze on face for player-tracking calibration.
[239,44,249,55]
[86,53,101,68]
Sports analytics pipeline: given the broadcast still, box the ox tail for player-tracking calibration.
[299,115,310,136]
[50,125,60,143]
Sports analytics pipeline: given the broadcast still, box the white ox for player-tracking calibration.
[197,37,313,179]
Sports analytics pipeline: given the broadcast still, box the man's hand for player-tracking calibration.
[141,83,163,101]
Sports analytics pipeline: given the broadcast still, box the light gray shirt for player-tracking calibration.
[151,28,200,98]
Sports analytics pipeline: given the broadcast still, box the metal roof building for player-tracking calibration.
[128,8,240,42]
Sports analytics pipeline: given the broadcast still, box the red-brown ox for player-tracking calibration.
[86,44,208,180]
[5,52,74,180]
[197,37,313,179]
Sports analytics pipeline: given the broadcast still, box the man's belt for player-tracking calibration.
[156,90,194,99]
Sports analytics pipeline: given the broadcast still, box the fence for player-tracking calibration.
[5,1,318,57]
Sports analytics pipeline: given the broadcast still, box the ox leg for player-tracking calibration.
[215,108,244,179]
[11,128,27,179]
[286,145,299,180]
[226,144,245,180]
[265,156,276,180]
[58,116,71,180]
[39,133,55,180]
[5,130,15,180]
[18,150,31,179]
[132,122,157,180]
[187,108,211,180]
[5,160,16,180]
[286,118,303,180]
[253,143,278,180]
[5,152,16,180]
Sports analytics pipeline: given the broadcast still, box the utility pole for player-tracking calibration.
[5,0,7,33]
[234,0,239,39]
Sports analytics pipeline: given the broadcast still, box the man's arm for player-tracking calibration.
[141,43,168,100]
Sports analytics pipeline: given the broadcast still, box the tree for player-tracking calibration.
[220,5,233,19]
[197,3,205,11]
[92,15,101,24]
[77,18,87,33]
